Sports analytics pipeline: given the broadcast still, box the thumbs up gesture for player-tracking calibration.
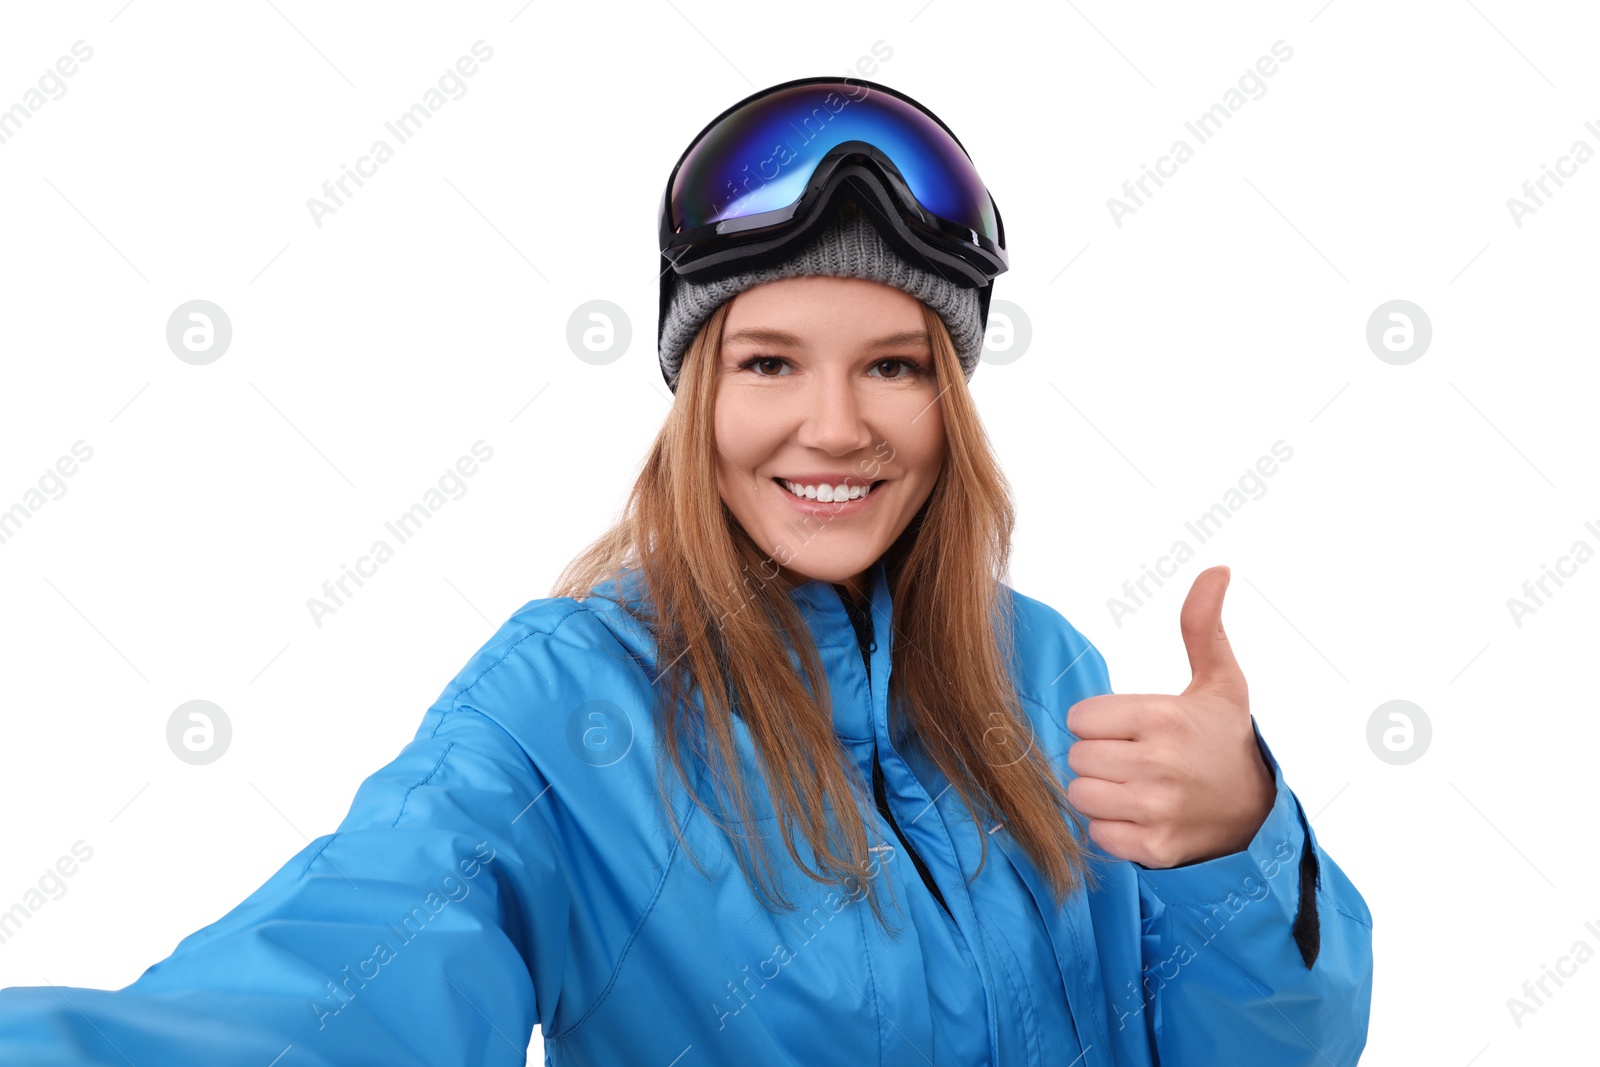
[1065,566,1276,869]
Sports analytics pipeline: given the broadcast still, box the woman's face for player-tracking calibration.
[712,275,947,599]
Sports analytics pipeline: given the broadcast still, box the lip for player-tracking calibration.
[772,476,886,517]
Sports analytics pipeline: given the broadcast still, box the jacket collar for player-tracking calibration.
[782,556,892,742]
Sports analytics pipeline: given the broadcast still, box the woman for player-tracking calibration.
[0,76,1372,1065]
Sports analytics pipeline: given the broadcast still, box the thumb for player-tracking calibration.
[1179,565,1246,699]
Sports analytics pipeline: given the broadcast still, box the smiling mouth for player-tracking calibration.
[772,477,886,502]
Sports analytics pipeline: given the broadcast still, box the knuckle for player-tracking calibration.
[1144,751,1180,787]
[1137,702,1172,735]
[1157,789,1184,824]
[1146,831,1183,869]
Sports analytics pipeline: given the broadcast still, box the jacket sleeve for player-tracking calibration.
[1069,634,1375,1066]
[0,695,570,1067]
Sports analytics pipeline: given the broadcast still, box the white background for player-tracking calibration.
[2,1,1596,1063]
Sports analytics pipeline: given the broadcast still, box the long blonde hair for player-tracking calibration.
[552,297,1098,929]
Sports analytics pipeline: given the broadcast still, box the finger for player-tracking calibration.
[1179,565,1247,702]
[1065,775,1144,823]
[1085,818,1150,866]
[1065,694,1141,741]
[1065,738,1141,783]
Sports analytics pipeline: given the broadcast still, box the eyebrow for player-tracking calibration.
[721,328,932,349]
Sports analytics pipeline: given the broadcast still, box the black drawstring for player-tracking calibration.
[1290,801,1321,969]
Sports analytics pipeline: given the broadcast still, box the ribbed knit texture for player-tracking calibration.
[659,199,983,391]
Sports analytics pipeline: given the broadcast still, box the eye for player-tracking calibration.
[735,355,791,376]
[871,358,928,380]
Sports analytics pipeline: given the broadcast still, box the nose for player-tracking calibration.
[794,367,874,456]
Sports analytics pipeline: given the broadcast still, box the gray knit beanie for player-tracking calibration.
[659,198,984,392]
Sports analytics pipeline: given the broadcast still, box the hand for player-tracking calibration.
[1065,565,1276,869]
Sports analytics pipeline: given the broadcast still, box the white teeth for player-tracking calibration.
[782,480,875,502]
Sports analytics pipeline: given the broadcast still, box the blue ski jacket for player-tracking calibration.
[0,557,1373,1065]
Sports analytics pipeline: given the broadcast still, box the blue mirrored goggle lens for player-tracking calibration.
[667,81,998,245]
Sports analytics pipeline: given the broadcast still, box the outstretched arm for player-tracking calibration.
[0,702,570,1067]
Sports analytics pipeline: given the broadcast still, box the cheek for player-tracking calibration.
[895,404,946,482]
[712,396,772,483]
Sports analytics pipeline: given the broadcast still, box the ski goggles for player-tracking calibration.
[657,76,1008,297]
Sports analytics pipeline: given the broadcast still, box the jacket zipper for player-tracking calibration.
[872,742,954,920]
[839,586,955,922]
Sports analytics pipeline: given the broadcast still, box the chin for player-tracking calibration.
[779,547,883,585]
